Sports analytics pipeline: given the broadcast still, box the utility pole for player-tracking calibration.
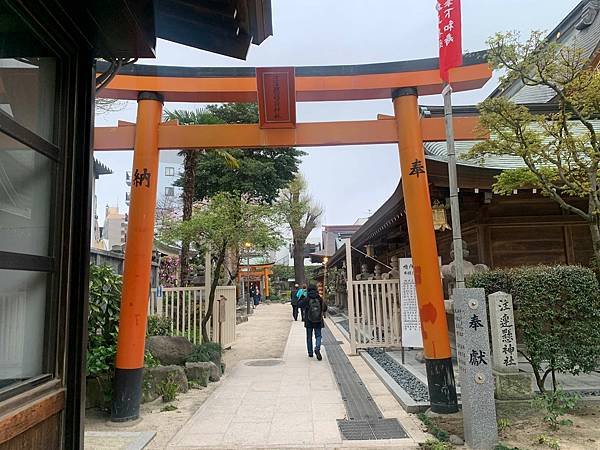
[443,83,465,289]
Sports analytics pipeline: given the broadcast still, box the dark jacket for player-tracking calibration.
[290,287,299,305]
[298,286,327,329]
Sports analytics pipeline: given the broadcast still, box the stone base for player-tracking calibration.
[494,371,533,400]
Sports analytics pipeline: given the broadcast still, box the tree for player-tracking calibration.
[468,31,600,263]
[161,193,283,342]
[179,103,305,204]
[277,175,323,285]
[163,109,238,286]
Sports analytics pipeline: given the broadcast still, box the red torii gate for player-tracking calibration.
[96,53,491,422]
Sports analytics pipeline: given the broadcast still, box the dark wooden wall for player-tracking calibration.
[435,191,593,269]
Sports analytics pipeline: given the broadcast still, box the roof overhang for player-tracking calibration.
[47,0,272,60]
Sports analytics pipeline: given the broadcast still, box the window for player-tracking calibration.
[165,166,175,177]
[0,3,60,400]
[165,186,175,197]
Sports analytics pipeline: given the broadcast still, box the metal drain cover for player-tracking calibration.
[337,419,408,440]
[244,359,283,367]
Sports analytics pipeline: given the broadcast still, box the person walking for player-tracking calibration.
[298,284,327,360]
[290,283,300,321]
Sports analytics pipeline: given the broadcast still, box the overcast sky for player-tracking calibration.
[94,0,581,243]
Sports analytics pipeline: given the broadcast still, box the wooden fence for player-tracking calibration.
[148,285,237,348]
[344,238,402,353]
[348,280,402,350]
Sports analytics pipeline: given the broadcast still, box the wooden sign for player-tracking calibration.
[256,67,296,129]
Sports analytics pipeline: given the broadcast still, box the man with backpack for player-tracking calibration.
[290,283,300,320]
[298,284,328,360]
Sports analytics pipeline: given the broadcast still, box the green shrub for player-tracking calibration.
[420,439,452,450]
[86,344,116,378]
[187,342,223,364]
[467,265,600,392]
[87,265,122,377]
[144,349,160,368]
[532,389,580,430]
[147,315,172,336]
[417,413,450,442]
[158,376,179,402]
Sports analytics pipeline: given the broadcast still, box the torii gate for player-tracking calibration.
[96,53,491,422]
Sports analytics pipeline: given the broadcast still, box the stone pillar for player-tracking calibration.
[488,292,533,400]
[453,288,498,449]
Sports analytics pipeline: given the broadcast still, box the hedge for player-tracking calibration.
[467,265,600,392]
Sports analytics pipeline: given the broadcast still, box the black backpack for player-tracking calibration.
[307,296,322,323]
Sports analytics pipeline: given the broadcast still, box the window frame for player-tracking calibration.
[165,186,175,197]
[0,3,70,404]
[165,166,175,177]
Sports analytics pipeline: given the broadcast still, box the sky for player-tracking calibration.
[94,0,581,243]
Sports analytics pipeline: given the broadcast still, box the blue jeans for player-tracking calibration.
[306,326,322,355]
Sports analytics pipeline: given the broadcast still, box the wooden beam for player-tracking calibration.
[0,389,65,444]
[94,117,483,151]
[100,61,491,103]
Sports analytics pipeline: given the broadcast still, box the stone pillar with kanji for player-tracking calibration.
[488,292,533,400]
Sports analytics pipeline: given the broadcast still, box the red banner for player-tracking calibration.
[256,67,296,129]
[437,0,463,83]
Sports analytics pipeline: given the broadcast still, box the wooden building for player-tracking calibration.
[0,1,272,449]
[329,0,599,285]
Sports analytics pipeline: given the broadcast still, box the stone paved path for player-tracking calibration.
[168,320,347,448]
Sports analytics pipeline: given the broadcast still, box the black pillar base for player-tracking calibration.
[425,357,459,414]
[111,367,144,422]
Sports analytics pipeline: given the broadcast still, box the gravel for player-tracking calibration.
[338,319,350,334]
[366,348,430,402]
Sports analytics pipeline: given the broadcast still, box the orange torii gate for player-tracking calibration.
[97,53,491,422]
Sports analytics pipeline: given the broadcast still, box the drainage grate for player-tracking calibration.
[337,419,408,440]
[322,327,408,440]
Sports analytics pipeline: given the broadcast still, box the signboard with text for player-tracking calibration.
[399,258,424,348]
[256,67,296,129]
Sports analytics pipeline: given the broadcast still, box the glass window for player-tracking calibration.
[165,166,175,177]
[165,186,174,197]
[0,4,57,143]
[0,269,49,393]
[0,131,53,256]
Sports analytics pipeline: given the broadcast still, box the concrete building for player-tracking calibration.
[102,205,128,250]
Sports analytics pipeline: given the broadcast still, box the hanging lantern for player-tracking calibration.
[432,200,451,231]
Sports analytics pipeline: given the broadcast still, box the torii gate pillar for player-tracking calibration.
[112,92,163,422]
[392,87,458,414]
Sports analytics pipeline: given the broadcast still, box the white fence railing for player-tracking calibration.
[349,280,402,349]
[148,285,237,348]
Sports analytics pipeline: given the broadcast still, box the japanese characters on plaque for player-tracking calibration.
[255,67,296,129]
[399,258,423,348]
[488,292,519,373]
[453,288,498,449]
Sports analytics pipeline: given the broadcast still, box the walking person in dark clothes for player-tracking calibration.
[298,284,328,360]
[290,283,300,321]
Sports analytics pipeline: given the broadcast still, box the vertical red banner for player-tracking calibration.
[256,67,296,129]
[437,0,463,82]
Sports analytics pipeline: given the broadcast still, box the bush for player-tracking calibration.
[87,265,122,377]
[467,265,600,392]
[147,315,172,336]
[158,376,179,402]
[532,389,580,430]
[187,342,223,364]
